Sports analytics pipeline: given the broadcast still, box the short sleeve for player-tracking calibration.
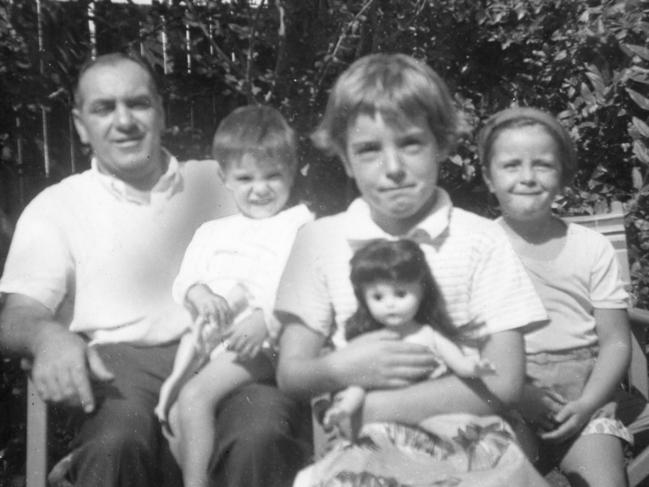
[0,195,73,312]
[468,232,547,334]
[171,224,212,304]
[589,234,628,309]
[274,223,334,338]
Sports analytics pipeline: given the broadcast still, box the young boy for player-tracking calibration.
[275,53,551,486]
[155,105,312,487]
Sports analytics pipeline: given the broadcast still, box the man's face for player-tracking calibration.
[73,59,165,189]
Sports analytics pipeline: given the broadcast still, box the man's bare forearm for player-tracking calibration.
[0,293,64,359]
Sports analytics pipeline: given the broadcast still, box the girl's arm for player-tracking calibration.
[360,329,525,425]
[542,308,630,441]
[579,308,630,407]
[433,332,495,378]
[276,319,441,401]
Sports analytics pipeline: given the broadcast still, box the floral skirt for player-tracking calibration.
[295,414,550,487]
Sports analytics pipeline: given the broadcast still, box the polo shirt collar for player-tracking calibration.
[91,150,181,204]
[344,188,452,249]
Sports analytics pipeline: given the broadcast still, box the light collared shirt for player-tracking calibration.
[275,190,547,350]
[0,155,236,345]
[90,151,182,205]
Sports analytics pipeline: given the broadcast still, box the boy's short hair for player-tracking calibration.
[212,105,298,172]
[478,107,577,186]
[311,53,458,159]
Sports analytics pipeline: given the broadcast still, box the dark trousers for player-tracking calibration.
[67,342,310,487]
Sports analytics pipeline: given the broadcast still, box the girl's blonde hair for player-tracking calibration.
[311,53,458,160]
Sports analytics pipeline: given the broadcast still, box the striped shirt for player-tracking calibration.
[275,190,547,351]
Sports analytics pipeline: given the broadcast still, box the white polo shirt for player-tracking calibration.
[0,155,236,345]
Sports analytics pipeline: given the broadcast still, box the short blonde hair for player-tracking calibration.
[212,105,298,172]
[311,53,458,159]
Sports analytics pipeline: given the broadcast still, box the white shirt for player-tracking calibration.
[511,221,629,354]
[172,204,313,339]
[0,155,237,345]
[275,190,548,351]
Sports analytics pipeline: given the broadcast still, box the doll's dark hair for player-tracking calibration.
[345,239,454,341]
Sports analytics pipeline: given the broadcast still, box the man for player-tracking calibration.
[0,52,308,487]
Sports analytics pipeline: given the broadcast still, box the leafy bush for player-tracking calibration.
[0,1,648,481]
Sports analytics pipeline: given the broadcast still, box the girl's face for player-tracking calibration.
[221,153,294,219]
[343,113,444,235]
[363,279,423,328]
[483,124,563,223]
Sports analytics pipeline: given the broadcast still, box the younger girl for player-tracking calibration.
[480,106,632,487]
[324,238,494,433]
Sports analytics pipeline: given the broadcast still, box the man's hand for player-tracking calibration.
[333,329,439,389]
[30,327,113,412]
[223,309,268,361]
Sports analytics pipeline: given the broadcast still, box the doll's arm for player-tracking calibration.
[433,332,495,378]
[323,385,366,437]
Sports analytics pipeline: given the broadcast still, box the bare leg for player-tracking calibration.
[560,434,628,487]
[171,350,273,487]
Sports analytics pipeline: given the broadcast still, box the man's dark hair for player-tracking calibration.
[74,52,161,108]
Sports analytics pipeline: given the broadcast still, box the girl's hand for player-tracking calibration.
[540,398,595,443]
[223,309,268,361]
[185,283,232,331]
[519,383,567,432]
[336,329,439,389]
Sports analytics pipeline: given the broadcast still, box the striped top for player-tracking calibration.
[275,190,547,351]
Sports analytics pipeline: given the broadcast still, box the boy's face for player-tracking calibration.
[221,153,294,219]
[343,113,444,235]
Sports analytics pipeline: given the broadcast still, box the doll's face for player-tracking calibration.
[363,279,423,328]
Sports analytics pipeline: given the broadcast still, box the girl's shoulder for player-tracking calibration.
[450,209,511,246]
[564,220,613,247]
[300,211,347,233]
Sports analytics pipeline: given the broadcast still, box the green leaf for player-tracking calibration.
[626,44,649,61]
[633,117,649,138]
[633,140,649,165]
[627,88,649,111]
[585,67,606,96]
[632,167,644,190]
[628,67,649,85]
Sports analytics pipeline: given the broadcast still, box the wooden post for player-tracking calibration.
[88,1,97,59]
[36,0,51,178]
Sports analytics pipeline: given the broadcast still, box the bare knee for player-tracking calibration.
[176,379,216,420]
[560,435,628,487]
